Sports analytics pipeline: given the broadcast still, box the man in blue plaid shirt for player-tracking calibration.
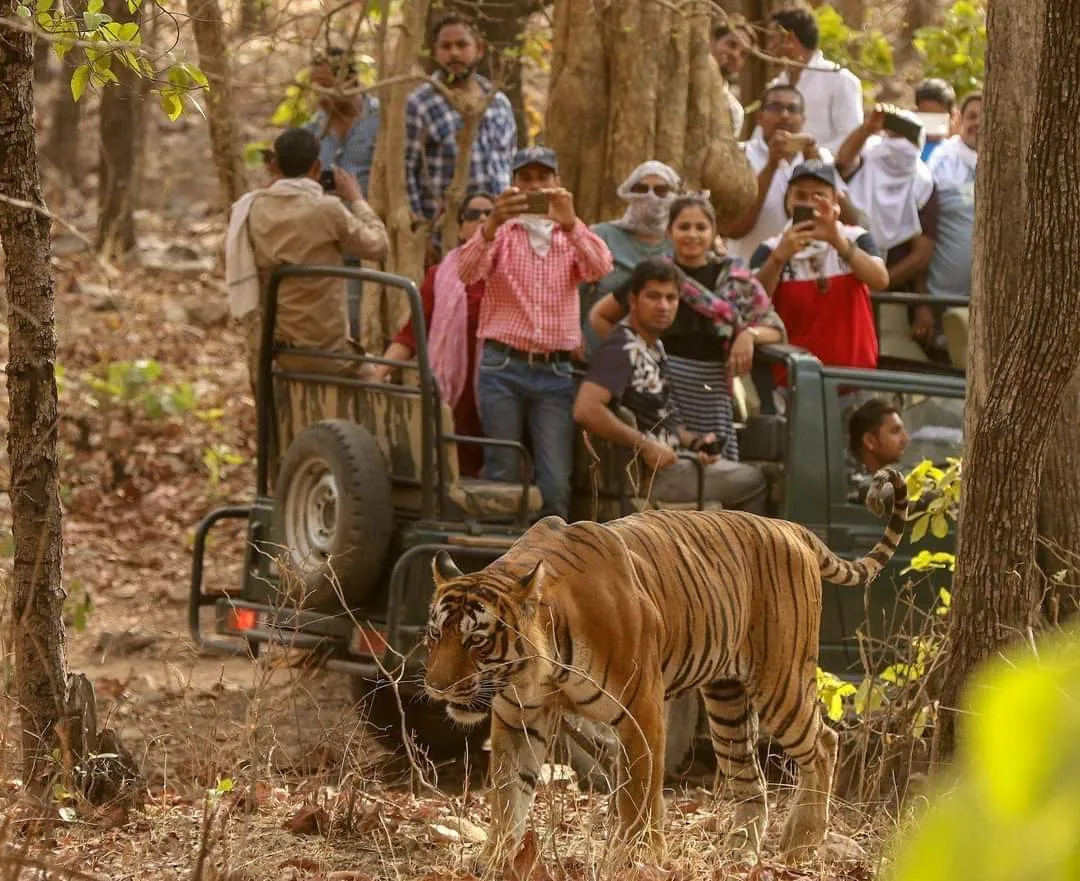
[305,48,381,197]
[405,12,517,230]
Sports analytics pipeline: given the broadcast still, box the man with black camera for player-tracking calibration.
[226,127,388,386]
[573,258,768,512]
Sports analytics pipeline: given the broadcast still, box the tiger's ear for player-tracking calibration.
[517,561,545,612]
[432,551,464,585]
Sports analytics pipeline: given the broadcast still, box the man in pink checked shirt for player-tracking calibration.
[458,147,614,519]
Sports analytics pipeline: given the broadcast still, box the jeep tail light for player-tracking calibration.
[226,608,259,633]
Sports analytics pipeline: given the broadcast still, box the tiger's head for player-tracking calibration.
[423,550,545,725]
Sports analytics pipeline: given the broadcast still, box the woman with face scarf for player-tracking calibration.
[580,161,680,358]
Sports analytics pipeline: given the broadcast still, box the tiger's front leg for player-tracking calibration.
[479,702,557,870]
[613,679,667,862]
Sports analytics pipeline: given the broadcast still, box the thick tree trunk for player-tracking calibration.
[95,0,144,256]
[188,0,248,207]
[363,0,431,355]
[1039,372,1080,619]
[547,0,755,226]
[938,0,1080,757]
[0,4,71,785]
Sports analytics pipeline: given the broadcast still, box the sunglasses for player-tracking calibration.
[629,183,674,198]
[461,207,493,221]
[764,101,802,115]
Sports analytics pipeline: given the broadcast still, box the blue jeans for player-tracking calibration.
[477,343,576,520]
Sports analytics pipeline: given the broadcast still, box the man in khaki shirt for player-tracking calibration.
[233,127,388,380]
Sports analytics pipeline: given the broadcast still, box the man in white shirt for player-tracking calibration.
[711,20,754,137]
[724,84,836,265]
[766,4,864,154]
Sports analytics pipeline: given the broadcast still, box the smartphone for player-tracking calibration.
[792,204,815,225]
[319,169,336,193]
[786,132,814,154]
[915,111,951,139]
[526,191,550,215]
[883,110,923,146]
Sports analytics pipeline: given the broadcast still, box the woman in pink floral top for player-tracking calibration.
[589,194,786,460]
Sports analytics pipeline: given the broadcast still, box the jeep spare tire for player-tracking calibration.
[273,420,392,610]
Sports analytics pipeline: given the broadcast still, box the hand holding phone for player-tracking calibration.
[525,191,551,215]
[792,204,815,226]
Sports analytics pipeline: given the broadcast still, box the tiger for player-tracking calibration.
[423,466,907,867]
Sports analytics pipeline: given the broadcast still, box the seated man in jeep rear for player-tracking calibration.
[573,258,768,513]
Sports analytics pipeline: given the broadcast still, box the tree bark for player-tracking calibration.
[188,0,248,207]
[938,0,1080,757]
[0,3,71,785]
[546,0,755,226]
[1038,371,1080,619]
[43,0,86,180]
[237,0,265,34]
[363,0,431,355]
[95,0,144,256]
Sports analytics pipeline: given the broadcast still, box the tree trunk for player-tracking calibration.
[95,0,144,256]
[188,0,248,207]
[546,0,756,226]
[43,0,86,180]
[1038,370,1080,619]
[938,0,1080,757]
[363,0,432,355]
[237,0,265,34]
[0,4,71,785]
[33,39,51,82]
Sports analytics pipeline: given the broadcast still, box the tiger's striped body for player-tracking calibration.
[424,467,907,866]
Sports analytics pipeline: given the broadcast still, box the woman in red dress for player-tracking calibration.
[374,192,494,476]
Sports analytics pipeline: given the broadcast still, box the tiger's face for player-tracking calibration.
[423,551,543,725]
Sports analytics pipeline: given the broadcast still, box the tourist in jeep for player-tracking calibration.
[752,160,888,372]
[225,127,388,388]
[459,146,613,519]
[847,397,910,503]
[574,257,768,513]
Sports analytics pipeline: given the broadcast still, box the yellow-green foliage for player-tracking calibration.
[891,633,1080,881]
[914,0,986,98]
[814,5,893,95]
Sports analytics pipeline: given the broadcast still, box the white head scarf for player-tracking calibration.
[846,135,935,253]
[611,160,682,238]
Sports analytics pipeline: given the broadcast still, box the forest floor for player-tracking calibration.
[0,7,903,880]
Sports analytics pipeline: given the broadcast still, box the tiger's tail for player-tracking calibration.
[815,466,909,587]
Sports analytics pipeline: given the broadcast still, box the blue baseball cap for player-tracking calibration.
[512,146,558,174]
[788,159,838,189]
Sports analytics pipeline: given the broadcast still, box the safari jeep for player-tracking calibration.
[189,267,964,758]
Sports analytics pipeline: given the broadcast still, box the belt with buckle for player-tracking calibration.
[487,341,572,365]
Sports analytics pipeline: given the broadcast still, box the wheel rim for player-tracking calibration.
[283,457,343,573]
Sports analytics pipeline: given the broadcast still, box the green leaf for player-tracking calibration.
[70,63,90,102]
[160,92,183,121]
[911,514,930,543]
[931,513,949,539]
[15,4,31,18]
[178,61,208,88]
[86,0,103,12]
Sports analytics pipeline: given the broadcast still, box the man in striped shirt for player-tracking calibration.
[459,147,614,519]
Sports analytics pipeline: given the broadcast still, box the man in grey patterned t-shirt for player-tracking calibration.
[573,257,768,512]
